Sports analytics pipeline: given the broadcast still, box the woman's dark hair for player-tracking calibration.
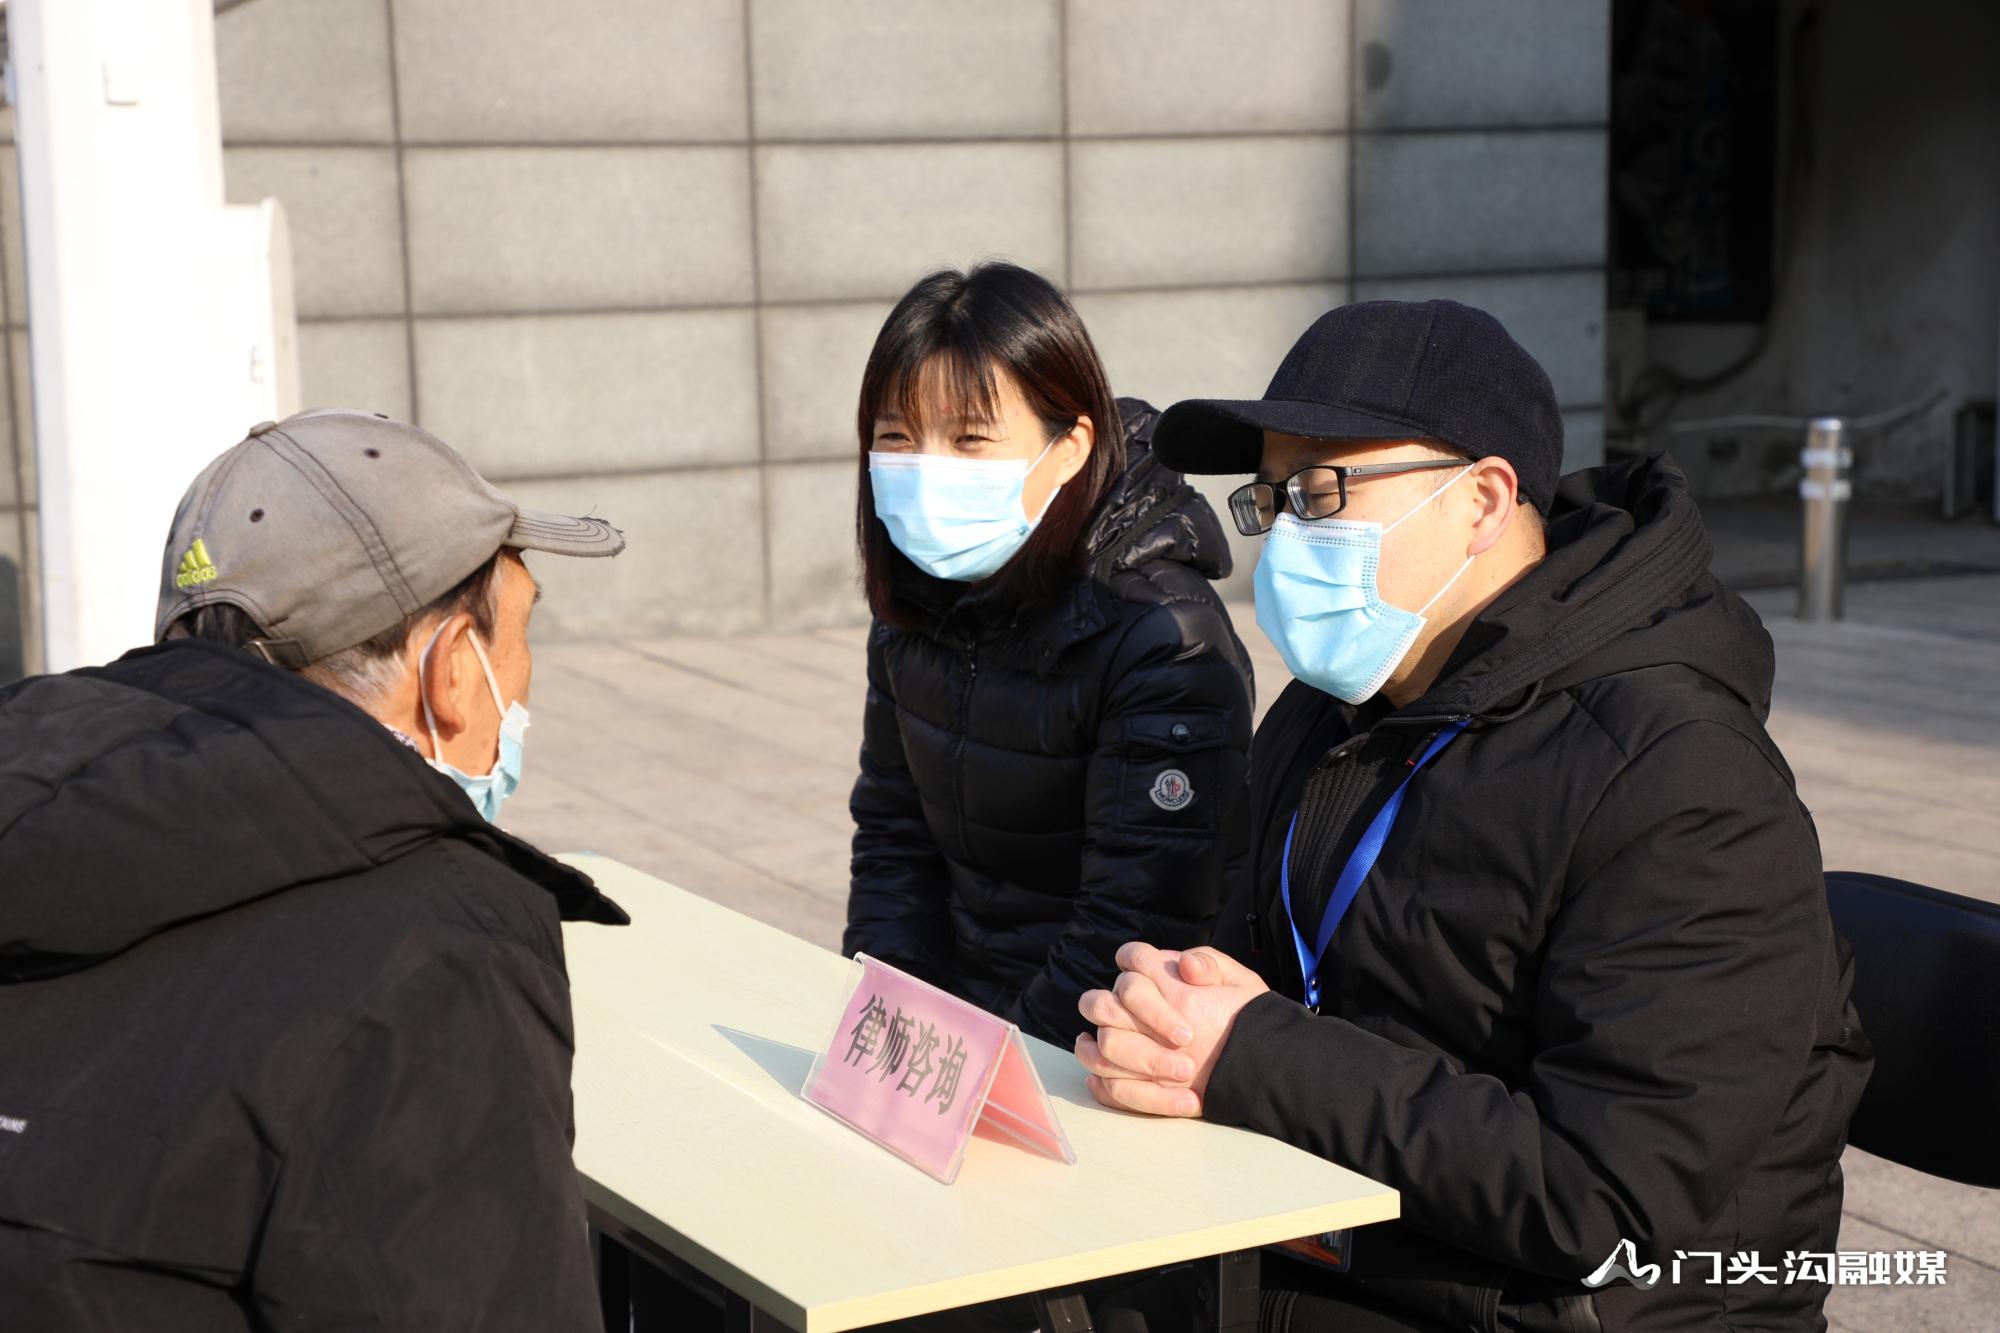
[855,263,1125,629]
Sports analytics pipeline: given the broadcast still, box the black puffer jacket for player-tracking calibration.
[846,401,1255,1045]
[1205,456,1870,1333]
[0,639,625,1331]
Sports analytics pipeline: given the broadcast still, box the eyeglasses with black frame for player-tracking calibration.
[1226,459,1471,536]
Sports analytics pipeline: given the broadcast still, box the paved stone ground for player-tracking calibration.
[1703,497,2000,591]
[510,574,2000,1331]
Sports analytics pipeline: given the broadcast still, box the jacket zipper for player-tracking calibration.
[1247,704,1485,975]
[1320,732,1372,767]
[951,636,979,852]
[1248,730,1375,954]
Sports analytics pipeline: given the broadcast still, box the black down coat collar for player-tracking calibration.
[0,638,623,983]
[1400,451,1773,727]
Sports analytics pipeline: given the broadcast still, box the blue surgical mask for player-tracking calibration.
[868,439,1062,582]
[1254,467,1475,704]
[419,624,529,823]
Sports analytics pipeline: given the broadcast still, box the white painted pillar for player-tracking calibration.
[9,0,297,672]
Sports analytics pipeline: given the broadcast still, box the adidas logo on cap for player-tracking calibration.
[174,538,219,590]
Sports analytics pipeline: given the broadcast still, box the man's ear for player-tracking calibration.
[1465,458,1522,557]
[416,612,477,741]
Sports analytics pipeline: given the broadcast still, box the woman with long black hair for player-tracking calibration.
[844,262,1254,1046]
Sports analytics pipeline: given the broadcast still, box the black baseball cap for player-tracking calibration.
[1152,299,1564,514]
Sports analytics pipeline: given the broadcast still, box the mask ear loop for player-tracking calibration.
[1382,462,1476,536]
[418,621,447,761]
[417,621,507,766]
[1022,428,1077,524]
[463,630,508,717]
[1387,464,1479,618]
[1024,434,1062,474]
[1416,552,1478,617]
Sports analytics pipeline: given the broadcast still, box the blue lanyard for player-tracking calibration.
[1279,721,1468,1011]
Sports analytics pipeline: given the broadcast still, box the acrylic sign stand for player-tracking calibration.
[803,954,1076,1184]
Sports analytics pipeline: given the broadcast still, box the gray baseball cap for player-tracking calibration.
[156,409,624,666]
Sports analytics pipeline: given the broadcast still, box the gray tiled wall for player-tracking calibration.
[0,118,37,677]
[1066,0,1352,135]
[754,142,1068,304]
[751,1,1062,139]
[1069,136,1352,291]
[215,0,398,142]
[0,0,1613,664]
[1352,131,1608,277]
[413,310,764,476]
[758,301,896,462]
[1353,0,1610,129]
[224,148,406,316]
[394,0,750,142]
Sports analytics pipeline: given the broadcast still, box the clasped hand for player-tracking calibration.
[1073,941,1269,1118]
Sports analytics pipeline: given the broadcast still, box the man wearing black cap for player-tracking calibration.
[1073,303,1870,1332]
[0,411,626,1329]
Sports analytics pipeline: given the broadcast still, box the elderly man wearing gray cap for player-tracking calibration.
[0,411,625,1330]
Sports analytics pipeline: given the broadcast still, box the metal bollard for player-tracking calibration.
[1798,417,1852,622]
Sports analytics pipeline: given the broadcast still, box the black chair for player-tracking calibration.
[1824,871,2000,1188]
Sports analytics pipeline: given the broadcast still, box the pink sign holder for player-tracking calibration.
[803,954,1076,1184]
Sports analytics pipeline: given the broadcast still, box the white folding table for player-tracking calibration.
[561,854,1399,1332]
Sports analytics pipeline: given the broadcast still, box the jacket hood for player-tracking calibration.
[1085,399,1234,582]
[0,638,623,982]
[1410,453,1775,723]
